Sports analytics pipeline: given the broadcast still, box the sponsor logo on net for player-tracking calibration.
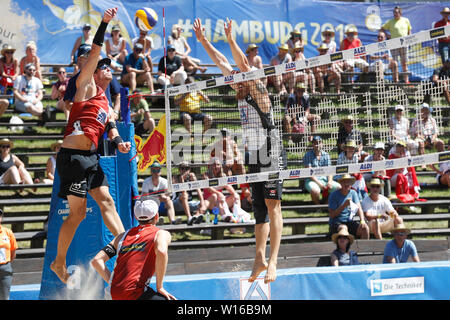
[224,74,234,84]
[330,52,343,62]
[430,27,445,39]
[370,277,424,297]
[285,61,296,72]
[354,46,366,58]
[360,163,372,172]
[227,176,238,184]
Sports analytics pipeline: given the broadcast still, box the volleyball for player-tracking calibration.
[134,7,158,31]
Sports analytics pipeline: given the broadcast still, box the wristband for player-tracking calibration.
[111,136,124,149]
[93,21,108,47]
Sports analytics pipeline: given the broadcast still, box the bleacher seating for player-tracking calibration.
[1,62,449,286]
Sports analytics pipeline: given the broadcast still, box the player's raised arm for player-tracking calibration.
[193,18,233,76]
[76,7,118,94]
[224,18,251,73]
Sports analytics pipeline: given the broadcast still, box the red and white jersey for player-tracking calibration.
[64,86,110,149]
[110,224,159,300]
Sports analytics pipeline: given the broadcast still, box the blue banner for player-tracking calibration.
[3,0,449,66]
[11,261,450,300]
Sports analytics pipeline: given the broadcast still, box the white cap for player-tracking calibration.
[395,104,404,111]
[374,142,385,150]
[134,200,158,221]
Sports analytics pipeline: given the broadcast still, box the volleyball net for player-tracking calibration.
[163,25,450,193]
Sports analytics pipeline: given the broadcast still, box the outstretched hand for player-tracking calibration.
[193,18,206,42]
[224,18,233,39]
[103,7,118,23]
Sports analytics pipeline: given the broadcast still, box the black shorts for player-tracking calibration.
[137,287,167,300]
[56,147,109,199]
[330,221,360,238]
[179,111,206,123]
[248,162,283,225]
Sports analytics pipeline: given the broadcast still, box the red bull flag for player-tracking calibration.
[134,114,167,172]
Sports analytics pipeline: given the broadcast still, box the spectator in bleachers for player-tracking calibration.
[430,140,450,188]
[19,41,42,80]
[368,31,399,83]
[0,138,34,186]
[0,208,18,300]
[313,43,342,94]
[174,76,212,135]
[362,178,403,240]
[336,140,368,201]
[201,157,240,222]
[433,7,450,64]
[172,161,206,225]
[129,89,155,137]
[386,141,421,203]
[246,44,263,70]
[380,6,411,83]
[283,82,319,142]
[132,29,154,71]
[105,25,127,71]
[70,24,93,74]
[303,135,340,205]
[51,67,70,120]
[340,26,369,82]
[211,128,246,176]
[121,43,155,93]
[157,44,187,88]
[43,140,62,184]
[141,162,182,225]
[328,174,369,240]
[363,142,391,197]
[337,115,364,157]
[410,103,444,154]
[330,227,359,266]
[292,44,315,94]
[168,24,206,75]
[268,44,294,95]
[321,29,337,54]
[383,223,420,263]
[246,44,266,86]
[0,44,18,94]
[431,58,450,104]
[286,29,303,55]
[388,104,421,155]
[13,63,45,119]
[0,44,18,117]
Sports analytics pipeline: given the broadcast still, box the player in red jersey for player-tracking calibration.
[91,199,176,300]
[50,7,131,284]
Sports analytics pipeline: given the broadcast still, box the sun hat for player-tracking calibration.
[395,104,404,111]
[341,115,354,122]
[441,7,450,14]
[322,29,335,37]
[345,140,357,149]
[51,140,63,151]
[1,44,16,56]
[290,29,302,36]
[134,200,159,221]
[374,142,385,150]
[391,223,410,235]
[246,43,259,54]
[317,42,329,51]
[331,228,354,244]
[338,174,356,184]
[278,43,289,51]
[0,138,13,149]
[368,178,384,187]
[345,26,358,34]
[396,140,407,147]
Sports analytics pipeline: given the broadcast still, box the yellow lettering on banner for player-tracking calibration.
[294,22,307,45]
[310,22,321,46]
[335,24,345,45]
[249,20,264,43]
[265,21,279,44]
[232,20,249,43]
[213,19,227,43]
[279,21,292,44]
[204,19,212,42]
